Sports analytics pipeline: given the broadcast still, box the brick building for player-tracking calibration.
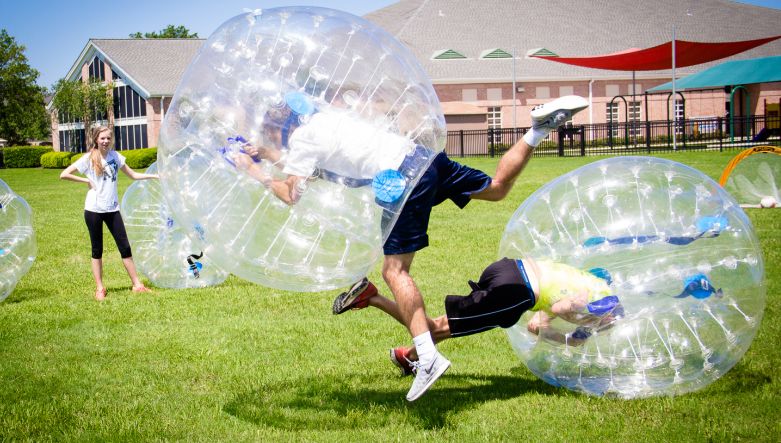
[49,0,781,152]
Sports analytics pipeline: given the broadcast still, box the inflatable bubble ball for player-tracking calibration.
[500,156,765,398]
[121,163,229,289]
[158,7,446,292]
[0,179,36,302]
[719,145,781,208]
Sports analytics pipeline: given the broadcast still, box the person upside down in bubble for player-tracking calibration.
[333,255,723,377]
[232,91,591,401]
[231,91,439,207]
[333,256,626,375]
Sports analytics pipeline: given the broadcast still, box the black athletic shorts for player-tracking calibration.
[444,258,536,337]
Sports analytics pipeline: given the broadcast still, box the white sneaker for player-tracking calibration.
[530,95,589,130]
[405,352,451,401]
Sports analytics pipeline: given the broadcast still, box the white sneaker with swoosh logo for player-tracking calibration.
[405,352,451,401]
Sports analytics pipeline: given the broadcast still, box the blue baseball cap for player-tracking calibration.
[675,274,721,299]
[284,91,316,116]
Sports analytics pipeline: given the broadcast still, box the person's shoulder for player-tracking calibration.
[111,150,126,161]
[73,152,89,167]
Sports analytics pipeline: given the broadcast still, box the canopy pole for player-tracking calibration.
[512,47,517,129]
[632,70,636,146]
[672,25,677,151]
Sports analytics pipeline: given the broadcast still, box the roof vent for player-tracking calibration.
[433,49,466,60]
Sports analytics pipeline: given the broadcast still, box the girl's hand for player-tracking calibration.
[87,180,96,190]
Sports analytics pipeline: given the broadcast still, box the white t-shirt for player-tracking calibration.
[283,110,415,179]
[74,150,126,213]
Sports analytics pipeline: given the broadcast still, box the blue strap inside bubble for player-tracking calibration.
[588,267,613,285]
[373,169,407,204]
[696,215,729,235]
[586,295,620,315]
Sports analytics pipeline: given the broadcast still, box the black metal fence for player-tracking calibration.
[445,114,781,158]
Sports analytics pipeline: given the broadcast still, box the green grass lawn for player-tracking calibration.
[0,151,778,441]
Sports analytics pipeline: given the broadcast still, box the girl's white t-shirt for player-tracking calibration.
[74,150,126,213]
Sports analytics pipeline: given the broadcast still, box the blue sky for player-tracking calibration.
[1,0,780,89]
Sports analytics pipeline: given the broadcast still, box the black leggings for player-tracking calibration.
[84,210,132,259]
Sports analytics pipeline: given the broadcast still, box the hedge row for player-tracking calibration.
[41,152,75,168]
[2,146,54,168]
[2,146,157,170]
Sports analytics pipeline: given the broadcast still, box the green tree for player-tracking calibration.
[129,25,198,39]
[0,29,49,145]
[51,78,113,151]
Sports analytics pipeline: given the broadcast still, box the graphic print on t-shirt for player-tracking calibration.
[103,158,119,182]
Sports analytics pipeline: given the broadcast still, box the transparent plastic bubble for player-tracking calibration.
[0,179,36,301]
[501,157,765,398]
[158,7,445,291]
[121,163,229,289]
[723,148,780,208]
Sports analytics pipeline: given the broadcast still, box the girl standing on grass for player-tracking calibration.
[60,126,157,301]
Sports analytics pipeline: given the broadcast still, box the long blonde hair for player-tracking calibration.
[87,126,113,176]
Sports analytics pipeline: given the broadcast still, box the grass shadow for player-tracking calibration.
[224,369,558,430]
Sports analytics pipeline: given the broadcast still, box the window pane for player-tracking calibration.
[119,86,126,119]
[113,88,120,117]
[121,126,128,150]
[133,125,142,149]
[141,124,148,147]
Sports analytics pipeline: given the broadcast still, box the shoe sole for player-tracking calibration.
[406,358,451,402]
[530,96,589,120]
[389,348,413,377]
[332,279,369,314]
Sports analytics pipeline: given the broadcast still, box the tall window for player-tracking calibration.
[606,102,619,137]
[629,101,642,137]
[488,106,502,142]
[114,124,149,150]
[674,100,684,135]
[113,85,147,119]
[59,129,86,152]
[88,56,105,81]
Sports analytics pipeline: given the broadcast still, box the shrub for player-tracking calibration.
[41,151,77,169]
[122,148,157,169]
[2,146,54,168]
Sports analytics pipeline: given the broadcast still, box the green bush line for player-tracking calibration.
[2,146,157,169]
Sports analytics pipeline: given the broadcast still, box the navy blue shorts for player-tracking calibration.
[382,152,491,255]
[445,258,536,337]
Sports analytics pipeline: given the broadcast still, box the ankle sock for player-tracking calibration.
[522,126,550,148]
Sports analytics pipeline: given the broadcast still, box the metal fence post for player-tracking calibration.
[488,127,494,158]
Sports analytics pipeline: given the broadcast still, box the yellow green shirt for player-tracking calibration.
[530,260,612,314]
